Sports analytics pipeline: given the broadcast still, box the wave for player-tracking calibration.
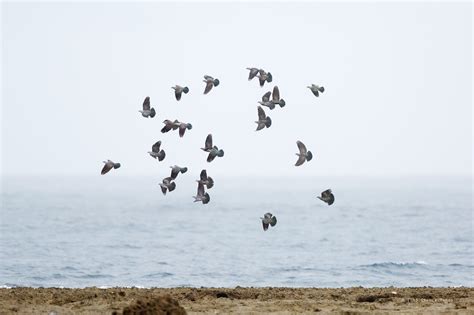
[359,261,428,268]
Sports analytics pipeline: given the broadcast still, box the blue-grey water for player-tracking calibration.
[0,175,472,288]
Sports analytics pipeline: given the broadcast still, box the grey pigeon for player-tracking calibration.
[193,182,210,204]
[201,134,213,152]
[307,84,325,97]
[270,86,285,108]
[203,75,220,94]
[161,119,179,133]
[148,141,166,161]
[159,177,176,195]
[246,67,259,81]
[170,165,188,180]
[178,121,193,138]
[139,96,156,118]
[172,85,189,101]
[207,146,224,162]
[295,141,313,166]
[197,169,214,189]
[260,212,277,231]
[258,91,275,110]
[256,69,273,87]
[101,160,121,175]
[255,106,272,131]
[318,189,335,205]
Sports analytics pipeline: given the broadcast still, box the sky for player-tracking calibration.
[1,1,472,178]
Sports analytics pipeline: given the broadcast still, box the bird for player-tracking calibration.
[270,86,285,108]
[318,189,335,205]
[295,141,313,166]
[161,119,179,133]
[193,182,210,204]
[255,106,272,131]
[258,91,275,110]
[148,141,166,161]
[260,213,277,231]
[307,84,325,97]
[197,169,214,189]
[177,121,193,138]
[203,75,220,94]
[172,85,189,101]
[246,67,259,81]
[201,134,213,152]
[101,160,121,175]
[256,69,272,87]
[170,165,188,180]
[207,146,224,162]
[159,177,176,195]
[139,96,156,118]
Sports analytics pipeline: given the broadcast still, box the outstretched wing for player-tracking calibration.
[207,151,217,163]
[248,68,258,80]
[175,88,182,101]
[262,221,269,231]
[272,86,280,102]
[200,169,208,181]
[204,81,213,94]
[101,162,113,175]
[152,141,161,153]
[297,141,307,155]
[197,182,205,197]
[257,106,266,120]
[262,91,271,102]
[311,89,319,97]
[179,123,186,137]
[205,134,213,150]
[295,155,306,167]
[170,168,180,180]
[143,96,151,110]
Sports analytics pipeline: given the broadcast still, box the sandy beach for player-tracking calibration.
[0,287,473,314]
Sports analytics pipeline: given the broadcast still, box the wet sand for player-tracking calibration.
[0,287,473,314]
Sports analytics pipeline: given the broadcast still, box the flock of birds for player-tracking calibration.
[100,67,335,231]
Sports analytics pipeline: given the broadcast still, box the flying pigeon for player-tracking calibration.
[258,91,275,110]
[178,121,193,138]
[203,75,220,94]
[201,134,213,152]
[197,169,214,189]
[148,141,166,161]
[171,85,189,101]
[270,86,285,108]
[139,96,156,118]
[256,69,272,87]
[193,182,210,204]
[161,119,179,133]
[307,84,325,97]
[261,212,277,231]
[295,141,313,166]
[318,189,335,205]
[159,177,176,195]
[170,165,188,180]
[255,106,272,131]
[101,160,121,175]
[246,67,259,81]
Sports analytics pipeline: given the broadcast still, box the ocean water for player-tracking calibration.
[0,175,472,288]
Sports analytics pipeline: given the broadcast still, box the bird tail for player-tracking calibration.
[306,151,313,161]
[168,182,176,192]
[150,108,156,118]
[318,86,325,93]
[113,163,121,169]
[266,72,273,83]
[265,116,272,128]
[270,216,277,227]
[158,150,166,161]
[203,193,210,204]
[181,167,188,174]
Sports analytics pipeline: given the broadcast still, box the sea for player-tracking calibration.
[0,175,472,288]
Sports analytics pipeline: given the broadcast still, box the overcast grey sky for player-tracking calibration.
[1,2,472,177]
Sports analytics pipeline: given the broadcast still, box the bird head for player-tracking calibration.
[213,78,220,87]
[183,87,189,93]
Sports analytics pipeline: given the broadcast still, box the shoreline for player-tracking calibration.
[1,287,472,314]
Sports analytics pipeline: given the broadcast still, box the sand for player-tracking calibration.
[0,287,473,314]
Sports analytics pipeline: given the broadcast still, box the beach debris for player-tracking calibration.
[139,96,156,118]
[261,212,277,231]
[172,85,189,101]
[120,295,187,315]
[255,106,272,131]
[307,84,325,97]
[203,75,220,94]
[170,165,188,180]
[295,141,313,166]
[101,160,121,175]
[148,141,166,161]
[317,189,335,205]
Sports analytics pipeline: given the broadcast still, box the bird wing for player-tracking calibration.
[152,141,161,153]
[327,193,335,205]
[204,75,213,81]
[205,134,213,150]
[143,96,151,110]
[101,161,113,175]
[262,91,271,102]
[272,86,280,101]
[256,122,265,131]
[197,182,205,197]
[258,76,265,87]
[163,177,172,184]
[200,169,208,181]
[175,89,182,101]
[204,81,214,94]
[257,106,266,120]
[262,221,269,231]
[207,151,217,162]
[297,141,307,154]
[179,123,186,137]
[161,123,172,133]
[295,155,306,166]
[311,89,319,97]
[170,168,180,180]
[248,68,258,80]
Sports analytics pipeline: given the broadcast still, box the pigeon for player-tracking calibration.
[159,177,176,195]
[197,169,214,189]
[148,141,166,161]
[255,106,272,131]
[161,119,179,133]
[256,69,272,87]
[178,121,193,138]
[172,85,189,101]
[201,134,213,152]
[260,212,277,231]
[139,96,156,118]
[246,67,259,81]
[207,146,224,162]
[295,141,313,166]
[318,189,335,205]
[193,182,210,204]
[270,86,285,107]
[170,165,188,180]
[258,91,275,110]
[307,84,325,97]
[203,75,220,94]
[101,160,121,175]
